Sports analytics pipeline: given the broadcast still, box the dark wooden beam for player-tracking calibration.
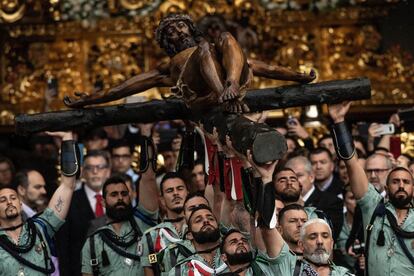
[15,77,371,135]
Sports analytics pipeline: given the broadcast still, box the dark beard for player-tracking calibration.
[171,206,184,214]
[225,251,254,266]
[278,189,300,203]
[168,34,197,56]
[389,188,412,209]
[106,202,133,221]
[5,206,19,220]
[192,227,220,244]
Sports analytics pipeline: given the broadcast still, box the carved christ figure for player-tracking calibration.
[64,13,315,113]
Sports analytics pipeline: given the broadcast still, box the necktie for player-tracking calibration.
[95,194,104,217]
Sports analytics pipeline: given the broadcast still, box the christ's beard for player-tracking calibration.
[169,34,197,55]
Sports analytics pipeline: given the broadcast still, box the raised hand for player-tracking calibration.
[45,131,74,141]
[328,101,351,123]
[246,150,278,184]
[286,117,309,139]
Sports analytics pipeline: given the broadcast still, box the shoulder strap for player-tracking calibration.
[384,209,414,266]
[365,200,386,276]
[293,259,302,276]
[89,235,100,276]
[134,208,157,227]
[146,232,161,275]
[0,222,55,275]
[33,217,56,257]
[176,243,193,258]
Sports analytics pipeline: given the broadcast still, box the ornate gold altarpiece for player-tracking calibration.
[0,0,413,128]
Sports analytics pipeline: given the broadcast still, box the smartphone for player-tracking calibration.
[287,115,297,126]
[377,123,395,136]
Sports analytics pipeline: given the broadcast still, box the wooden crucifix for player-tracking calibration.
[15,13,371,164]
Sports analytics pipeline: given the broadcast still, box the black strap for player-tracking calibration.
[394,233,414,266]
[37,229,54,275]
[170,249,178,270]
[175,264,181,276]
[0,223,55,274]
[99,232,141,260]
[176,243,193,258]
[134,207,157,227]
[365,201,385,276]
[89,235,100,276]
[146,232,161,275]
[384,209,414,266]
[293,259,302,276]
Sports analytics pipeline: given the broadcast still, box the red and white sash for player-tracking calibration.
[187,259,227,276]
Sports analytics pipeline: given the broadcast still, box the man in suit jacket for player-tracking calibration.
[310,147,344,199]
[56,150,111,276]
[285,155,343,241]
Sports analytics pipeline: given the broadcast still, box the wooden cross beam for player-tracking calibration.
[15,78,370,135]
[15,78,371,134]
[15,77,370,164]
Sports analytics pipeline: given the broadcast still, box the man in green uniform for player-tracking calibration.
[169,205,229,275]
[143,191,211,275]
[81,175,158,276]
[141,172,189,275]
[277,204,308,256]
[272,218,352,276]
[81,149,159,276]
[0,131,78,275]
[328,101,414,276]
[225,150,352,276]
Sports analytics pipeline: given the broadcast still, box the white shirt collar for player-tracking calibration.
[22,202,37,218]
[317,174,334,192]
[302,185,315,202]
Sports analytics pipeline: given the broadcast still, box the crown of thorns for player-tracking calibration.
[155,13,195,44]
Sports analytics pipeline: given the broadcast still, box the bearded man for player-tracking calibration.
[170,205,228,275]
[81,175,156,276]
[328,101,414,276]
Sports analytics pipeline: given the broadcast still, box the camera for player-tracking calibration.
[352,242,365,255]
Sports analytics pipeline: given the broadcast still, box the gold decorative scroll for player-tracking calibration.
[0,0,25,23]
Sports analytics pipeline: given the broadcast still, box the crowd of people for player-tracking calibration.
[0,100,413,276]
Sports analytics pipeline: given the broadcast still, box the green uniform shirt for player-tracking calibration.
[335,213,355,269]
[81,205,157,276]
[150,239,194,275]
[236,250,288,276]
[273,243,352,276]
[0,208,64,276]
[358,184,414,276]
[141,221,185,273]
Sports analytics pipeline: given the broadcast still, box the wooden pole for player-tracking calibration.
[15,77,370,135]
